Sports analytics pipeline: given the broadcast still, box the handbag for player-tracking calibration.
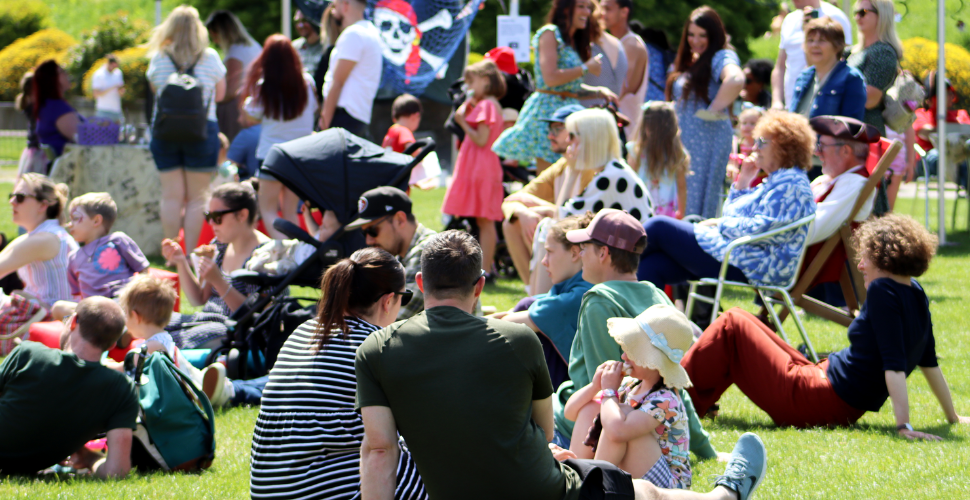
[883,69,925,133]
[77,117,121,146]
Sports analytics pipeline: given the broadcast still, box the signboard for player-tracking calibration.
[497,15,531,63]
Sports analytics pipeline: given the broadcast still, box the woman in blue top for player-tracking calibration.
[637,110,816,288]
[32,60,81,160]
[666,6,744,219]
[683,214,969,438]
[788,18,866,120]
[492,0,617,173]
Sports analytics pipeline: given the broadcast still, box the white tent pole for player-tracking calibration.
[283,0,292,39]
[155,0,162,26]
[937,0,947,244]
[510,0,520,16]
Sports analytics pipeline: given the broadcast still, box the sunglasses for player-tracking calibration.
[8,192,37,204]
[204,207,244,225]
[754,137,770,150]
[362,216,393,237]
[394,289,414,307]
[549,124,566,135]
[854,7,875,17]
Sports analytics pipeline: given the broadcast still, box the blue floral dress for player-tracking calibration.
[493,25,583,164]
[673,49,740,219]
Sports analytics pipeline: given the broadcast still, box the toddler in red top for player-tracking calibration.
[382,93,422,154]
[441,60,507,276]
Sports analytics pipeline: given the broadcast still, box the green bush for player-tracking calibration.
[188,0,281,46]
[63,11,151,95]
[902,37,970,109]
[0,0,50,51]
[0,28,77,101]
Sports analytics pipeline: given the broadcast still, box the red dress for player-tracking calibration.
[442,99,504,221]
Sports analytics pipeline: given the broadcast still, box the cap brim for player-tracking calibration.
[345,217,374,231]
[565,228,594,244]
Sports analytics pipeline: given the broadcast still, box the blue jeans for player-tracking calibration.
[230,375,269,406]
[637,216,747,287]
[552,429,571,449]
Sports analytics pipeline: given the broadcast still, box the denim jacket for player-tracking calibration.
[788,61,866,121]
[694,168,816,285]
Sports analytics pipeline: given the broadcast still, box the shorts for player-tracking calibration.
[562,459,636,500]
[641,457,675,489]
[95,110,124,123]
[150,120,220,172]
[331,107,371,141]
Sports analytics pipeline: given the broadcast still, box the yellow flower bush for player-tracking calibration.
[901,37,970,108]
[0,28,76,100]
[81,45,149,105]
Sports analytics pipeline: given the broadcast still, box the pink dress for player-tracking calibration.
[442,99,504,221]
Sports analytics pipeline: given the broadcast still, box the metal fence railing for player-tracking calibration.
[0,130,27,167]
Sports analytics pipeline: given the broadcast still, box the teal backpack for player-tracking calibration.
[125,346,216,471]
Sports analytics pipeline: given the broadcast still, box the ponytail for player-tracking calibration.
[312,247,405,350]
[20,173,69,224]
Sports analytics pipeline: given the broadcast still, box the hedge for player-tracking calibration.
[0,0,50,51]
[0,28,77,101]
[901,37,970,109]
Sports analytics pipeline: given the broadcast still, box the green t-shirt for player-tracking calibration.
[553,280,672,437]
[0,341,139,473]
[355,306,582,500]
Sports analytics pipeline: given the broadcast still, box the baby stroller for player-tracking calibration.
[205,129,435,379]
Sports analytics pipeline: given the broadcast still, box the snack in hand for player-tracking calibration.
[193,244,217,260]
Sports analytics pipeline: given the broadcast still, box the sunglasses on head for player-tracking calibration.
[8,192,37,204]
[362,216,392,237]
[204,207,244,225]
[394,289,414,306]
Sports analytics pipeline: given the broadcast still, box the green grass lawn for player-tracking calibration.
[1,183,969,498]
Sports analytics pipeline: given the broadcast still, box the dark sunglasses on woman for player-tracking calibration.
[8,192,37,204]
[394,289,414,306]
[854,7,875,17]
[204,207,244,225]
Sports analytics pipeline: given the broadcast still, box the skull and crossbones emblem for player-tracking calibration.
[372,0,453,82]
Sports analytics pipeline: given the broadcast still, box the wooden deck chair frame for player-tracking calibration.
[766,139,902,336]
[685,214,818,359]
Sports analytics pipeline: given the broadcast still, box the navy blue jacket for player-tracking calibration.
[788,61,866,120]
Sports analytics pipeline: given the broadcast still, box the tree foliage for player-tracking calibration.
[0,28,76,101]
[468,0,777,63]
[62,11,151,95]
[187,0,283,46]
[0,0,50,51]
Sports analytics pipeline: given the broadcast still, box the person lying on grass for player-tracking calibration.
[565,305,694,489]
[683,214,970,439]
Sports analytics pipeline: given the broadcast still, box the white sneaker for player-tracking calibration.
[202,363,231,407]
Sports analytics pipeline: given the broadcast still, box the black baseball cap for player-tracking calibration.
[346,186,412,230]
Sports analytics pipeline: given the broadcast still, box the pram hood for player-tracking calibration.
[261,128,414,224]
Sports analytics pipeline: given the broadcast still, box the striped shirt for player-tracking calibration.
[146,48,227,122]
[17,219,78,308]
[250,317,426,500]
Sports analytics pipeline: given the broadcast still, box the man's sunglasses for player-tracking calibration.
[204,207,244,224]
[363,216,392,237]
[394,289,414,307]
[8,192,37,204]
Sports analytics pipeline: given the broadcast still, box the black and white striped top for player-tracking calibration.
[250,317,426,500]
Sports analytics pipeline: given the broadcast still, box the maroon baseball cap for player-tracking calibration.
[566,209,647,253]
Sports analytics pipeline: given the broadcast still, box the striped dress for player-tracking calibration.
[250,317,426,500]
[17,218,77,307]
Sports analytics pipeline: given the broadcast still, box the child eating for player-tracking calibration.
[564,304,694,489]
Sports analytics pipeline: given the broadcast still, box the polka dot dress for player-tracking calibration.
[560,159,655,223]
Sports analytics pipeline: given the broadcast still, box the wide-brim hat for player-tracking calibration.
[607,304,694,390]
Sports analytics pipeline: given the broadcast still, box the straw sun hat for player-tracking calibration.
[607,304,694,390]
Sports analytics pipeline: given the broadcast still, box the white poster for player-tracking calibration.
[497,15,531,63]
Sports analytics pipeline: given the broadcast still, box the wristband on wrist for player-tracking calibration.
[896,423,914,432]
[581,63,589,76]
[601,388,618,399]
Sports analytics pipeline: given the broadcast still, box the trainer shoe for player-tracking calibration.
[202,363,231,407]
[714,432,767,500]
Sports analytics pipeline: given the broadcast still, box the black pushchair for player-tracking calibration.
[205,128,435,379]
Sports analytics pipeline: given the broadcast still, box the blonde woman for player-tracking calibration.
[848,0,903,136]
[146,5,227,253]
[206,10,261,141]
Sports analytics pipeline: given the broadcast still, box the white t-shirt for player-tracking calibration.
[322,20,383,124]
[147,48,227,122]
[244,73,318,159]
[226,42,262,69]
[92,66,124,113]
[146,331,204,387]
[779,1,853,106]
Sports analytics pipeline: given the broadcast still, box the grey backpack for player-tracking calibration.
[153,55,208,142]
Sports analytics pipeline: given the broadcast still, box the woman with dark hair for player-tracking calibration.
[206,10,261,142]
[242,34,318,239]
[683,214,970,437]
[160,182,270,349]
[14,72,47,177]
[250,247,426,500]
[0,173,76,354]
[493,0,617,173]
[666,6,744,219]
[32,60,81,159]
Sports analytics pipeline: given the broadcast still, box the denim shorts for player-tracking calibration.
[150,120,220,172]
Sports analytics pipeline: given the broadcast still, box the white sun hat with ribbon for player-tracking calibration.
[607,304,694,390]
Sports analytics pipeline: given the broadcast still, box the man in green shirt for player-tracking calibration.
[553,209,720,460]
[356,230,768,500]
[0,297,137,477]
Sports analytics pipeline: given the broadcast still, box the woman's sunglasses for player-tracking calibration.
[204,207,244,225]
[854,7,875,17]
[754,137,770,150]
[8,192,37,204]
[394,289,414,306]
